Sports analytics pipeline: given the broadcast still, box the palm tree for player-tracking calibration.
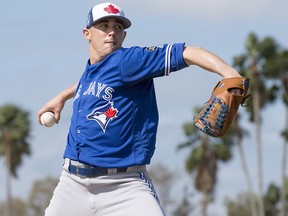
[233,32,278,216]
[0,104,31,216]
[173,186,194,216]
[230,114,257,216]
[178,107,233,216]
[27,176,58,216]
[263,49,288,216]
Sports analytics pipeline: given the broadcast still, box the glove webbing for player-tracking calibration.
[194,96,228,137]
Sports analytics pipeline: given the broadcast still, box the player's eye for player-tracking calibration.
[100,23,109,29]
[115,24,124,31]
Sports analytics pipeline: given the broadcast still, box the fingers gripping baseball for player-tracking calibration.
[37,96,65,125]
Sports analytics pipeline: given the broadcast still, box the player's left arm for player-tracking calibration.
[183,46,242,79]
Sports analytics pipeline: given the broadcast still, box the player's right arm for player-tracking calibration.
[37,83,78,124]
[183,46,241,79]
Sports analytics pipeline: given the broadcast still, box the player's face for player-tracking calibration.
[83,18,126,62]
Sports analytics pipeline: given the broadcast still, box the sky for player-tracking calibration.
[1,0,288,215]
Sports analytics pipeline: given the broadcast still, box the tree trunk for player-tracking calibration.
[5,143,12,216]
[280,106,288,216]
[234,115,258,216]
[4,131,12,216]
[236,140,258,216]
[253,83,264,216]
[201,193,210,216]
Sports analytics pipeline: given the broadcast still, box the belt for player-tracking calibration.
[65,159,144,178]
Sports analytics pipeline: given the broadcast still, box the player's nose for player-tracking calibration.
[107,30,115,36]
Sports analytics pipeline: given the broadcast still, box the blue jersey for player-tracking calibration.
[63,43,188,167]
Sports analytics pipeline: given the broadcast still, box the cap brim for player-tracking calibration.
[89,16,131,29]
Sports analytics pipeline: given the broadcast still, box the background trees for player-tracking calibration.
[263,48,288,216]
[26,177,59,216]
[233,32,279,216]
[178,107,234,216]
[178,32,288,215]
[0,177,58,216]
[0,104,31,216]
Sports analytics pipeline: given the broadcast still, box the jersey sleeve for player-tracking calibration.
[120,43,188,84]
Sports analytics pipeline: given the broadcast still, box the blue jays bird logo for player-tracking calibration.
[86,101,118,132]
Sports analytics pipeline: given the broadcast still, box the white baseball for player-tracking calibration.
[40,112,56,127]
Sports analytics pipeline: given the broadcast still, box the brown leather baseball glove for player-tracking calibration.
[194,77,250,137]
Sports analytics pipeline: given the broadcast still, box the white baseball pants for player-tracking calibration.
[44,161,165,216]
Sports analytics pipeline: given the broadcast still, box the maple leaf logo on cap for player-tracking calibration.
[104,4,120,14]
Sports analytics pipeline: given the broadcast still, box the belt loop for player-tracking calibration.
[63,158,70,172]
[108,168,117,174]
[76,166,79,176]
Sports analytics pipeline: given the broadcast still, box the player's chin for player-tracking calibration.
[105,45,120,54]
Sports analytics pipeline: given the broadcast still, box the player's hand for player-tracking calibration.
[37,83,77,125]
[194,77,250,137]
[229,88,243,95]
[37,95,66,125]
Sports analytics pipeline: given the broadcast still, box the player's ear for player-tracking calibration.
[83,28,91,40]
[122,31,127,41]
